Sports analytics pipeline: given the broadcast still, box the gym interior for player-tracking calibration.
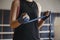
[0,0,60,40]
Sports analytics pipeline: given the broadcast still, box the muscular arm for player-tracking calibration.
[36,2,45,29]
[36,2,50,29]
[38,11,50,29]
[38,19,45,29]
[10,0,21,29]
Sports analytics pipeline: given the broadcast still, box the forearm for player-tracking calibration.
[38,19,45,29]
[10,0,20,29]
[38,16,49,29]
[10,20,22,29]
[38,11,50,29]
[10,7,19,28]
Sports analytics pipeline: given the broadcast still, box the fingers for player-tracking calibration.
[22,13,30,20]
[44,10,51,17]
[43,10,51,17]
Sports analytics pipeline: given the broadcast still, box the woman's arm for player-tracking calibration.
[10,0,21,29]
[38,11,50,29]
[36,2,44,29]
[36,2,50,29]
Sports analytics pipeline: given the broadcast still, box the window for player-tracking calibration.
[0,10,13,40]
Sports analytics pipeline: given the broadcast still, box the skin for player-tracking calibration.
[26,0,33,2]
[10,0,49,29]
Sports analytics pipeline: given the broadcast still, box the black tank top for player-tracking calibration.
[13,0,40,40]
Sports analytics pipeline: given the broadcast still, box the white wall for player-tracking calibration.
[54,17,60,40]
[0,0,13,10]
[35,0,60,13]
[0,0,60,12]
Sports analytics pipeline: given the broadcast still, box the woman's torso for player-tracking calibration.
[13,0,40,40]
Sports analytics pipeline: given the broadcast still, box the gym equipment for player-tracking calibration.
[23,16,46,24]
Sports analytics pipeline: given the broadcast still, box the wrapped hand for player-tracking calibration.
[42,11,51,20]
[18,13,30,24]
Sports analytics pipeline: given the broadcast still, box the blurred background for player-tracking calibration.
[0,0,60,40]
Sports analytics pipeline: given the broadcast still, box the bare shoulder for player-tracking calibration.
[12,0,20,6]
[14,0,20,2]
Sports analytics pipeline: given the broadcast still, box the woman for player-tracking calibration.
[10,0,50,40]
